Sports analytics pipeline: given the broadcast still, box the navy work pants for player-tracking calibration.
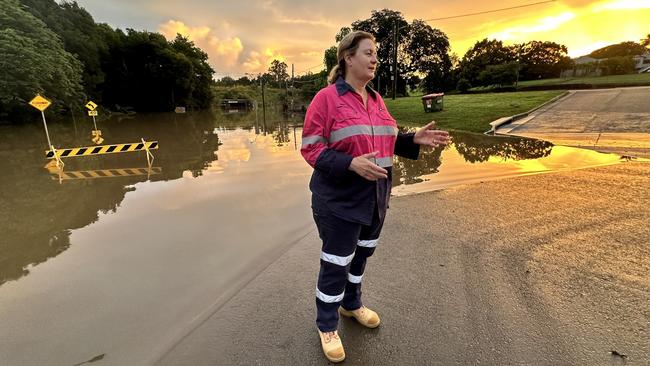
[313,202,386,332]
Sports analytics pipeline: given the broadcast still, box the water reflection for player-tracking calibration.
[453,132,553,163]
[391,129,554,187]
[392,130,626,196]
[0,111,221,286]
[0,111,630,287]
[0,109,315,366]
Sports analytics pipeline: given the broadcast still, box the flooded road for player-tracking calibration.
[0,110,638,365]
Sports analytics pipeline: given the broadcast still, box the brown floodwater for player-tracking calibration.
[0,109,638,365]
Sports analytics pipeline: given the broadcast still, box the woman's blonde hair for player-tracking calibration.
[327,31,376,84]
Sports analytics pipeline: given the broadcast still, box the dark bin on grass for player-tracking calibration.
[421,93,444,112]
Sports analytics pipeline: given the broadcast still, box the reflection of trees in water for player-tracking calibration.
[391,126,443,187]
[272,119,293,147]
[392,147,444,187]
[215,107,302,137]
[452,132,553,163]
[0,111,224,287]
[390,128,554,188]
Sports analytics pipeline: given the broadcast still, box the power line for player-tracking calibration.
[422,0,556,23]
[296,62,325,75]
[293,76,325,84]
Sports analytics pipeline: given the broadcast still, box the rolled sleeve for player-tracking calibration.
[314,148,354,181]
[394,132,420,160]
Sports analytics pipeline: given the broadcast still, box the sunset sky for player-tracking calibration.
[77,0,650,78]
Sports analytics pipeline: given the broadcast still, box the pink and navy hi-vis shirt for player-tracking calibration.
[301,77,420,225]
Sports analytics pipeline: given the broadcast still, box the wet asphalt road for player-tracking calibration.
[497,87,650,158]
[158,162,650,365]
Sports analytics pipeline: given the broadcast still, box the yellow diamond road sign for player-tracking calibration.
[85,101,98,111]
[29,95,51,112]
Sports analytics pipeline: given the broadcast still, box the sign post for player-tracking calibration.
[29,94,63,169]
[29,95,53,148]
[85,101,103,144]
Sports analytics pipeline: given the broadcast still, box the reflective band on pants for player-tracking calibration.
[358,239,378,248]
[316,288,345,303]
[320,251,355,266]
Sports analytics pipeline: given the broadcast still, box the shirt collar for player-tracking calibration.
[335,76,377,99]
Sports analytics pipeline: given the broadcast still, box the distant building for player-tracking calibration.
[562,52,650,77]
[632,53,650,73]
[574,56,598,65]
[561,55,602,78]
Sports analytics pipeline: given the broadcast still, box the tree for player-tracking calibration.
[324,46,337,74]
[216,76,236,86]
[403,20,452,93]
[344,9,452,96]
[22,0,111,101]
[335,27,351,43]
[100,29,214,112]
[589,41,648,59]
[235,76,252,86]
[477,62,519,88]
[513,41,572,80]
[350,9,409,96]
[459,39,514,86]
[641,34,650,48]
[601,56,636,75]
[456,78,471,93]
[16,0,215,114]
[170,34,214,109]
[294,71,327,101]
[268,59,289,87]
[0,0,84,120]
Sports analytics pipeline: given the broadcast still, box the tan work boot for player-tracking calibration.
[339,305,381,328]
[317,329,345,363]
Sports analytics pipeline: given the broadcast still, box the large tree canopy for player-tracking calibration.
[403,20,452,93]
[22,0,110,100]
[1,0,215,122]
[514,41,572,80]
[330,9,452,95]
[589,41,648,59]
[458,38,573,86]
[101,30,214,112]
[0,0,84,119]
[458,39,514,86]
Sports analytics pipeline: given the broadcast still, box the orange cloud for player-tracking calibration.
[243,48,286,73]
[159,20,244,70]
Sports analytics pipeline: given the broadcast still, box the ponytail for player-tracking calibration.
[327,59,346,84]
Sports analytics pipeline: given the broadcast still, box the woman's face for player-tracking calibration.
[346,38,378,83]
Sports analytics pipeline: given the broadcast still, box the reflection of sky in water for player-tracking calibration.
[392,143,624,196]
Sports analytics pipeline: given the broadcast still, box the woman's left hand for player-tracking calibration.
[413,121,451,148]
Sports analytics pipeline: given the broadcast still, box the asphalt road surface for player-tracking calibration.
[158,162,650,365]
[498,87,650,158]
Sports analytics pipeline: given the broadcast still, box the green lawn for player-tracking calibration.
[385,90,566,133]
[516,73,650,87]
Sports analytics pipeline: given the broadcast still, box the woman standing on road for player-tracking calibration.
[300,30,451,362]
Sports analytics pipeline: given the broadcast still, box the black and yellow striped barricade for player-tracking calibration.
[45,140,158,159]
[50,167,162,181]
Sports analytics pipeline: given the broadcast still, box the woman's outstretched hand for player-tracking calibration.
[413,121,451,148]
[349,151,388,181]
